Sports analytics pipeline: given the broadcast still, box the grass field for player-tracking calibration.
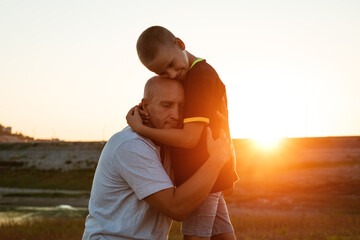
[1,208,359,240]
[1,166,360,239]
[0,168,95,190]
[1,138,360,239]
[1,164,360,239]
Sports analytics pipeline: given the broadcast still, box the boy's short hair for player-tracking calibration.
[136,26,176,65]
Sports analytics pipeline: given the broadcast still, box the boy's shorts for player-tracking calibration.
[181,192,234,237]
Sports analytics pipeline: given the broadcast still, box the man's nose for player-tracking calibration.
[170,106,180,120]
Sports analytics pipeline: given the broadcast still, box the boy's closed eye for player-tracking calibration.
[158,59,175,78]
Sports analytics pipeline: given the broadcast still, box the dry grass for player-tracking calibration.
[1,138,359,239]
[0,212,359,240]
[231,213,360,240]
[0,217,85,240]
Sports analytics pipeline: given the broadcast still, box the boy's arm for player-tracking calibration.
[143,128,232,221]
[127,107,206,148]
[136,122,205,149]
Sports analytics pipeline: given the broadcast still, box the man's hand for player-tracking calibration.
[206,127,232,166]
[126,106,145,132]
[216,110,228,123]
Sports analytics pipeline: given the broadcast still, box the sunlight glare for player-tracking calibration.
[252,136,283,151]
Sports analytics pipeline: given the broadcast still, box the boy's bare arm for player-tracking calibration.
[126,107,205,148]
[135,122,205,148]
[143,128,231,221]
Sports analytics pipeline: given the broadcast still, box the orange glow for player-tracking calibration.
[252,137,283,151]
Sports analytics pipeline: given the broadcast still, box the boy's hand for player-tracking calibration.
[206,127,232,166]
[126,106,145,132]
[138,102,152,127]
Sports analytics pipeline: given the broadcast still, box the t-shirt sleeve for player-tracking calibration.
[183,65,218,124]
[114,139,174,200]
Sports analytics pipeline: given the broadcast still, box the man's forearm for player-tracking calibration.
[143,128,231,221]
[170,155,223,219]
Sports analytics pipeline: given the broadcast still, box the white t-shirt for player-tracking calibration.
[82,127,174,240]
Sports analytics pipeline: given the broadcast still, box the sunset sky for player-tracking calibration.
[1,0,359,141]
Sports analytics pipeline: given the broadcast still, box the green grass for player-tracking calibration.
[0,219,180,240]
[231,213,360,240]
[0,206,183,240]
[3,192,90,198]
[0,205,88,220]
[1,211,360,240]
[0,168,95,190]
[0,142,38,150]
[0,217,85,240]
[1,142,359,239]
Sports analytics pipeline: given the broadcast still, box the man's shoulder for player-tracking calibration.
[107,126,157,152]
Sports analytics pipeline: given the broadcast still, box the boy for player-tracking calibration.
[127,26,238,239]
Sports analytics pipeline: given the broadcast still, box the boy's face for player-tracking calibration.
[145,39,189,81]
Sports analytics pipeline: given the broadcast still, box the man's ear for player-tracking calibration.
[175,38,185,50]
[141,98,149,111]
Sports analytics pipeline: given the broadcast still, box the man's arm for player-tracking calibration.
[143,128,231,221]
[126,107,206,149]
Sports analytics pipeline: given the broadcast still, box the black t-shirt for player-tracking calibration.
[171,59,238,192]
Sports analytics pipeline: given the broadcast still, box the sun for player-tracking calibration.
[252,136,283,151]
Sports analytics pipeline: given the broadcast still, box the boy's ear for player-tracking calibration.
[175,38,185,50]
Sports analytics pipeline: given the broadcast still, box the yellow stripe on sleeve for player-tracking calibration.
[189,58,204,70]
[183,117,209,124]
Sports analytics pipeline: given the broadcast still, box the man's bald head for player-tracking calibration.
[142,76,184,129]
[143,76,161,100]
[143,76,182,100]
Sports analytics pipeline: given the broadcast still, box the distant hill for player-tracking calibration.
[0,124,34,143]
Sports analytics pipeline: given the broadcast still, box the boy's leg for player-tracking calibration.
[181,192,221,239]
[210,193,235,240]
[211,232,236,240]
[183,236,209,240]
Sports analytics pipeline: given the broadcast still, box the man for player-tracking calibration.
[82,77,232,239]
